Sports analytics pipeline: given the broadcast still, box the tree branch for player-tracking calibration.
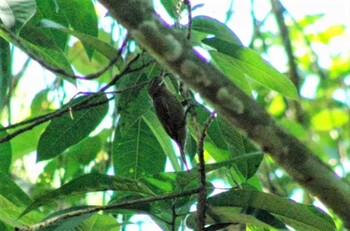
[17,188,200,231]
[98,0,350,227]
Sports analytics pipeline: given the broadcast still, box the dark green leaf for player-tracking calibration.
[64,136,102,166]
[37,94,109,161]
[0,127,11,173]
[207,188,336,231]
[56,0,98,59]
[34,0,69,50]
[113,118,166,179]
[0,171,31,207]
[0,37,11,113]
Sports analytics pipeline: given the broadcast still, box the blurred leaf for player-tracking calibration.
[0,171,31,206]
[30,89,52,116]
[279,119,308,140]
[64,136,102,166]
[0,0,36,32]
[37,94,109,161]
[267,95,286,116]
[0,37,11,113]
[311,109,349,131]
[205,188,335,231]
[205,37,298,99]
[56,0,98,59]
[0,195,43,228]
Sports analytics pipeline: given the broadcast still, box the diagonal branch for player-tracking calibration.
[98,0,350,227]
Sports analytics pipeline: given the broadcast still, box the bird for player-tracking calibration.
[148,75,189,171]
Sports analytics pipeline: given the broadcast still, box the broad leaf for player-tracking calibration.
[205,37,298,99]
[0,195,43,228]
[56,0,98,59]
[0,27,76,84]
[192,16,242,45]
[37,94,109,161]
[0,171,31,207]
[143,110,182,171]
[204,189,336,231]
[113,118,166,179]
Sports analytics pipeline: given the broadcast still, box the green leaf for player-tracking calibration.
[0,171,31,207]
[206,189,336,231]
[0,0,36,32]
[78,214,120,231]
[41,20,121,61]
[205,38,298,99]
[192,16,242,45]
[56,0,98,59]
[0,127,11,173]
[0,37,11,113]
[64,136,102,166]
[20,173,151,217]
[218,117,263,180]
[37,94,109,161]
[113,118,166,179]
[34,0,69,50]
[0,27,76,84]
[143,110,182,171]
[0,195,43,228]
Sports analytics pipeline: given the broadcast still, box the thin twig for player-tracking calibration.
[196,113,215,231]
[17,188,200,231]
[0,54,147,143]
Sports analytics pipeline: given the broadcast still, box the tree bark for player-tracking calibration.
[98,0,350,227]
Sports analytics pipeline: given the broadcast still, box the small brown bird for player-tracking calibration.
[148,75,189,171]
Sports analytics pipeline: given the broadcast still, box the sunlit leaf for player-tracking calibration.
[205,37,298,99]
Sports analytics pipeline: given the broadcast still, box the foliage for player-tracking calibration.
[0,0,349,230]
